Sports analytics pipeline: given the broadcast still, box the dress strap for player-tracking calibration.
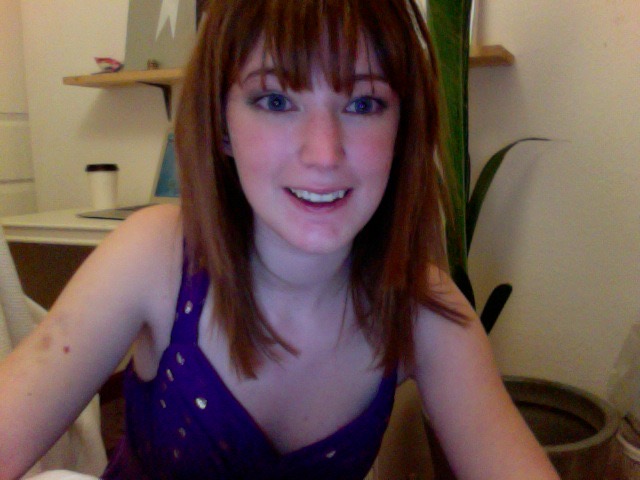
[169,255,210,345]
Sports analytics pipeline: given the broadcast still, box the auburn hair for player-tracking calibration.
[175,0,457,378]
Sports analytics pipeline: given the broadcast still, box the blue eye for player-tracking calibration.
[347,96,384,114]
[257,93,291,112]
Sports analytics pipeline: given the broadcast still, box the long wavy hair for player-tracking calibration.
[175,0,458,378]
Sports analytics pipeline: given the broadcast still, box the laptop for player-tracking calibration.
[78,130,180,220]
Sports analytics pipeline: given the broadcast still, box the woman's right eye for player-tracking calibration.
[255,93,292,112]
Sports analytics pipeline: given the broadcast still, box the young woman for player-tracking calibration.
[0,0,560,479]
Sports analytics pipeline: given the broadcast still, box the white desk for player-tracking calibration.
[1,208,120,246]
[1,209,121,308]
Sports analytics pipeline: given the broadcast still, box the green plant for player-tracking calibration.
[425,0,546,333]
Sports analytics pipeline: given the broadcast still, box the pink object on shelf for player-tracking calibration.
[94,57,123,73]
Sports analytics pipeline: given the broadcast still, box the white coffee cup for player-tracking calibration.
[86,163,118,209]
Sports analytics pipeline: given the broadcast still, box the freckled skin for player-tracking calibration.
[38,335,52,351]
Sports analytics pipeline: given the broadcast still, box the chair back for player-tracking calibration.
[0,229,35,359]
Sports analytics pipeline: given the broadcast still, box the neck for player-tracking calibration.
[250,225,352,323]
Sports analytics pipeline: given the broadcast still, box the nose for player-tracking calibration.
[298,109,345,169]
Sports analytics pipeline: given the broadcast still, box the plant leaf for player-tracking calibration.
[466,138,549,251]
[427,0,472,274]
[480,283,513,333]
[451,264,476,310]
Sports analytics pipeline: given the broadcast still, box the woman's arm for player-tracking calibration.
[0,205,182,479]
[410,272,560,480]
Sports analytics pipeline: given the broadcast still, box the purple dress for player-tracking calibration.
[102,261,397,480]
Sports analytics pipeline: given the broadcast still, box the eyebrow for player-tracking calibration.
[240,67,389,86]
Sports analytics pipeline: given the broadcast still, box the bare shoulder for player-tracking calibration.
[66,203,184,336]
[24,203,185,389]
[47,203,184,358]
[409,265,502,394]
[0,205,184,477]
[404,267,477,369]
[100,203,182,261]
[408,267,484,380]
[83,204,181,281]
[408,267,559,479]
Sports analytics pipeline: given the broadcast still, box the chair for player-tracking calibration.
[0,229,107,478]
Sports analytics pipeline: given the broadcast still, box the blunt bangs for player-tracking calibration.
[216,0,419,99]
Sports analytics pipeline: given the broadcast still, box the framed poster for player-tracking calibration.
[124,0,198,71]
[154,130,180,199]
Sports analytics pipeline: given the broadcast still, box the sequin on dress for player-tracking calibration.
[101,259,397,480]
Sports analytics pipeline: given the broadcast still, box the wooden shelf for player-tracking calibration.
[63,68,183,88]
[470,45,515,68]
[62,45,514,90]
[63,68,183,118]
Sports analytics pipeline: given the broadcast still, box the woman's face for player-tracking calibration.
[224,38,400,256]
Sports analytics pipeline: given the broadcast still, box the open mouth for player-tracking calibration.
[286,187,350,205]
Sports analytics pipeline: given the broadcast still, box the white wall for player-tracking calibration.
[0,0,36,216]
[21,0,170,211]
[468,0,640,399]
[19,1,640,399]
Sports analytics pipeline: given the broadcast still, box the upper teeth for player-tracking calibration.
[289,188,347,203]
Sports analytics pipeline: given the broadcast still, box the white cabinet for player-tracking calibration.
[0,0,36,215]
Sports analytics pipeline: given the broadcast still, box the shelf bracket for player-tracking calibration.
[141,82,172,119]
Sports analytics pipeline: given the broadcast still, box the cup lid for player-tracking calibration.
[86,163,118,172]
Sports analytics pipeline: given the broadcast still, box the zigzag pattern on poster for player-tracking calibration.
[156,0,181,40]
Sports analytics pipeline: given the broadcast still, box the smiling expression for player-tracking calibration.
[224,37,400,256]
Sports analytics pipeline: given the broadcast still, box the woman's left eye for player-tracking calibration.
[346,96,386,114]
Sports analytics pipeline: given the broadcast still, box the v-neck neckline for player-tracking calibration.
[190,344,396,458]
